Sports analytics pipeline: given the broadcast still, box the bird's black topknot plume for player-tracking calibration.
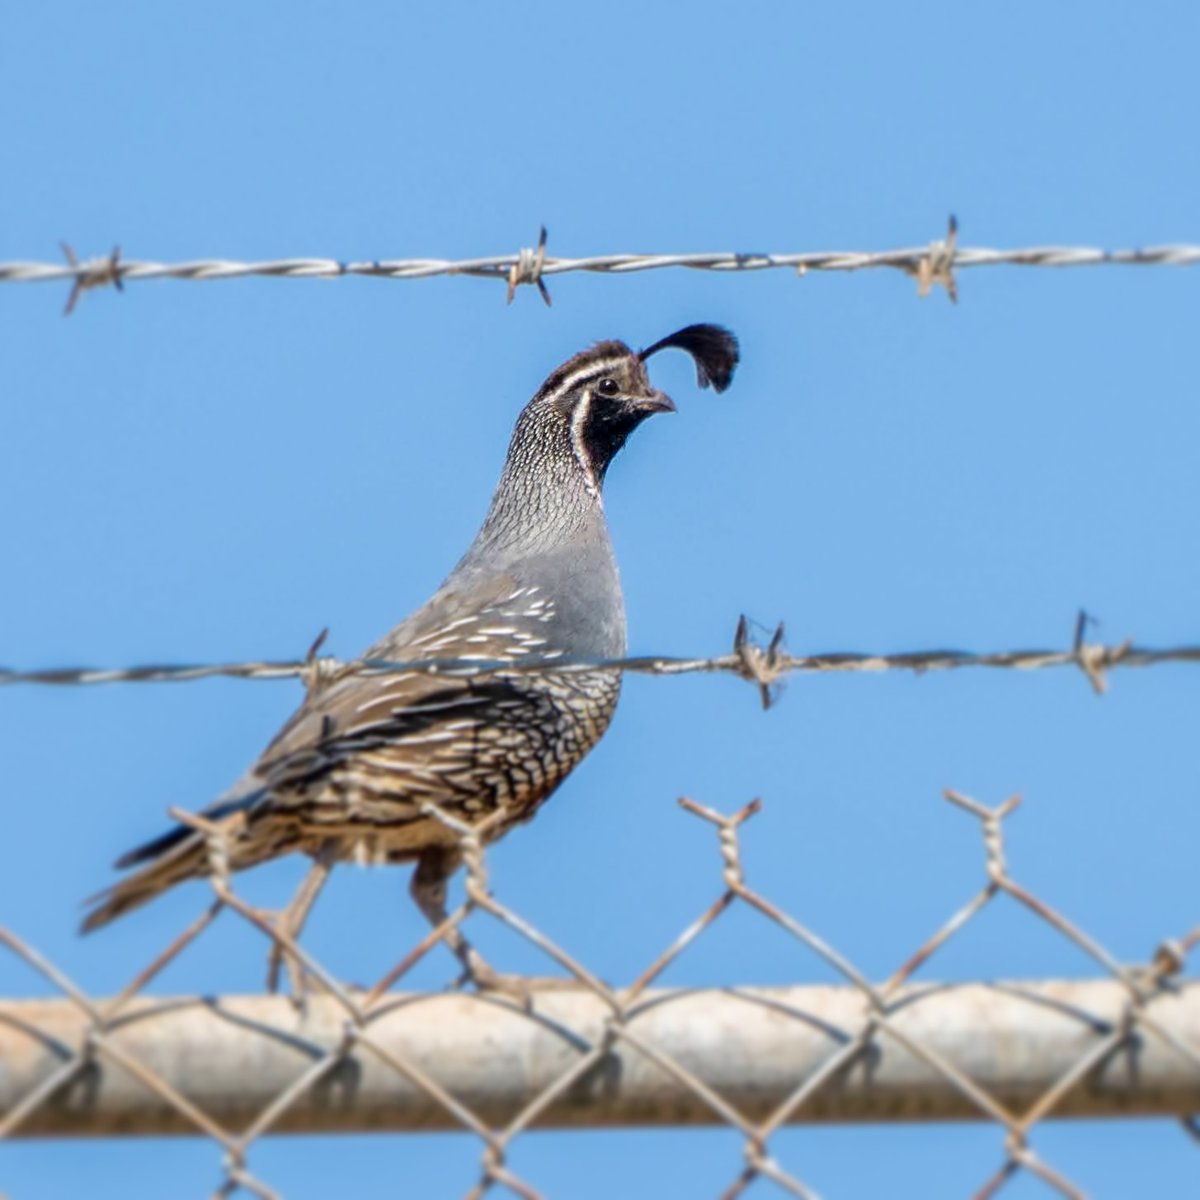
[638,324,739,393]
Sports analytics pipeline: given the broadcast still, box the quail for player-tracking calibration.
[82,324,739,991]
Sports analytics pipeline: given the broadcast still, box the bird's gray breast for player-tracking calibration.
[513,540,626,662]
[428,528,627,664]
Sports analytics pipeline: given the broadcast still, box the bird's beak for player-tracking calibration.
[638,390,676,415]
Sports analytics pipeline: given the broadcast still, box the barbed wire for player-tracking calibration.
[2,615,1197,707]
[3,221,1198,313]
[2,791,1196,1200]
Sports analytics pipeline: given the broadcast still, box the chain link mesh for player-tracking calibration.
[2,789,1196,1200]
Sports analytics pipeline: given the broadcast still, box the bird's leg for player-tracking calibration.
[409,849,582,1003]
[265,840,337,1004]
[409,848,503,988]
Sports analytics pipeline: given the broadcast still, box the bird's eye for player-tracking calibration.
[597,378,620,397]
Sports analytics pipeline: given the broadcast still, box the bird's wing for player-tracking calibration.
[248,572,557,797]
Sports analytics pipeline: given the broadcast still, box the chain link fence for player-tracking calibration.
[2,778,1197,1200]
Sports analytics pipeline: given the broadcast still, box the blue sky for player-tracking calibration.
[2,2,1198,1197]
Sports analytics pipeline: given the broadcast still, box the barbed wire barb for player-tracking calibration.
[905,213,959,301]
[506,225,551,306]
[58,241,123,315]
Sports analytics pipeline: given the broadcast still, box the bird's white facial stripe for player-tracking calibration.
[539,356,628,407]
[533,354,631,497]
[569,388,599,496]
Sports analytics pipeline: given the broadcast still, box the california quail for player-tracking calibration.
[82,324,739,989]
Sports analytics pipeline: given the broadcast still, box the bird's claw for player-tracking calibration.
[458,955,583,1010]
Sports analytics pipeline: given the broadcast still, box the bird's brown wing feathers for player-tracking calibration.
[252,572,531,769]
[241,571,574,837]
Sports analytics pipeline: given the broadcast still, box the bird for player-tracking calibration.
[82,323,739,993]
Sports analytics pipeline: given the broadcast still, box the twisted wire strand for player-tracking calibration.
[2,237,1198,300]
[2,638,1196,690]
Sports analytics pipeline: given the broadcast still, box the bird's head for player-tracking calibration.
[519,324,739,489]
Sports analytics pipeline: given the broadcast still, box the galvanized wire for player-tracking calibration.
[2,614,1196,705]
[4,223,1199,313]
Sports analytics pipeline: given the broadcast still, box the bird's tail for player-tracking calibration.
[81,832,214,932]
[81,794,262,933]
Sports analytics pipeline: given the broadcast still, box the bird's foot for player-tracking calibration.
[458,956,583,1009]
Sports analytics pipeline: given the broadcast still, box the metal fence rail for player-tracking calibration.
[4,222,1199,313]
[6,981,1199,1137]
[2,791,1197,1200]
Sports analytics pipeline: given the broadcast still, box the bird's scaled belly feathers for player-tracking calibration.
[273,667,623,865]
